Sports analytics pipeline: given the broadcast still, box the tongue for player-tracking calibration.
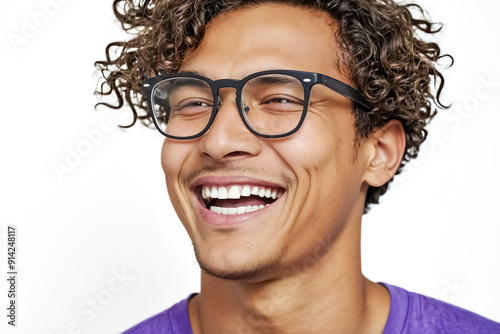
[212,196,274,208]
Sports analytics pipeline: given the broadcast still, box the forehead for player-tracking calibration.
[180,3,346,81]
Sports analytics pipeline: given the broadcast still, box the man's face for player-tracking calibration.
[161,4,370,281]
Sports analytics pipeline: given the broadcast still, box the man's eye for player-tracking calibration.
[259,96,304,112]
[265,98,299,104]
[173,99,213,115]
[180,101,210,108]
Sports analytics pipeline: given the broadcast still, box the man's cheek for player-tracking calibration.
[161,145,186,175]
[279,132,333,163]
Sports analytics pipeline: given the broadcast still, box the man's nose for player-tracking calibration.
[197,88,263,162]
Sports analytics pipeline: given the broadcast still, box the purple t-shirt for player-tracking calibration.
[380,283,500,333]
[123,283,500,333]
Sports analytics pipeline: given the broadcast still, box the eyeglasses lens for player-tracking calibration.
[152,77,214,138]
[241,74,305,136]
[151,74,306,138]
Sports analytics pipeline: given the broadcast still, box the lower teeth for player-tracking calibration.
[210,204,269,215]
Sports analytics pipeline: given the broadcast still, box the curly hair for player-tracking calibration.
[95,0,452,213]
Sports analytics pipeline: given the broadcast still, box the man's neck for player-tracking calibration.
[188,223,390,334]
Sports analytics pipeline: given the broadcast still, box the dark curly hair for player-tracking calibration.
[95,0,452,213]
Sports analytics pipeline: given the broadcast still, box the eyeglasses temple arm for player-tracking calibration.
[319,74,371,110]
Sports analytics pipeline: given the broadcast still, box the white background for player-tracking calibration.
[0,0,499,333]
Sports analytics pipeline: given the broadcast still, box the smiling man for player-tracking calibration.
[96,0,500,333]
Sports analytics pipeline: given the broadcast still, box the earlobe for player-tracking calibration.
[364,120,406,187]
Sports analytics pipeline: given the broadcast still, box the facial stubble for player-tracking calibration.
[192,232,288,281]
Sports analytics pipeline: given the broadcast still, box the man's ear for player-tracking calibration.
[363,119,406,187]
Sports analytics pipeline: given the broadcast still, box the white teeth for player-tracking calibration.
[228,186,241,199]
[211,186,218,199]
[218,187,228,199]
[251,186,260,195]
[201,184,284,201]
[210,205,266,215]
[241,185,251,197]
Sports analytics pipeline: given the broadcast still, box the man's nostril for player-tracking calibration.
[223,151,250,158]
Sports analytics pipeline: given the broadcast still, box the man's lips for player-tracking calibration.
[191,176,286,216]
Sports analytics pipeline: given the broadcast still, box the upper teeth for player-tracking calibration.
[201,185,283,200]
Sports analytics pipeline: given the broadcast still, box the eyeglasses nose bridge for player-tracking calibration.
[212,78,241,112]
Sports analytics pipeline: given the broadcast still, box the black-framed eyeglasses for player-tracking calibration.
[141,69,370,139]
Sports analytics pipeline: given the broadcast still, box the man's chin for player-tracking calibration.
[194,244,286,282]
[199,261,280,281]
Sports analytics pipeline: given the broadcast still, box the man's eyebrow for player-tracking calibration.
[177,70,208,77]
[176,68,287,80]
[246,75,302,87]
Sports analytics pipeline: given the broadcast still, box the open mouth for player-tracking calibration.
[195,185,285,215]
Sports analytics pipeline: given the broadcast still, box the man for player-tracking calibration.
[95,0,500,333]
